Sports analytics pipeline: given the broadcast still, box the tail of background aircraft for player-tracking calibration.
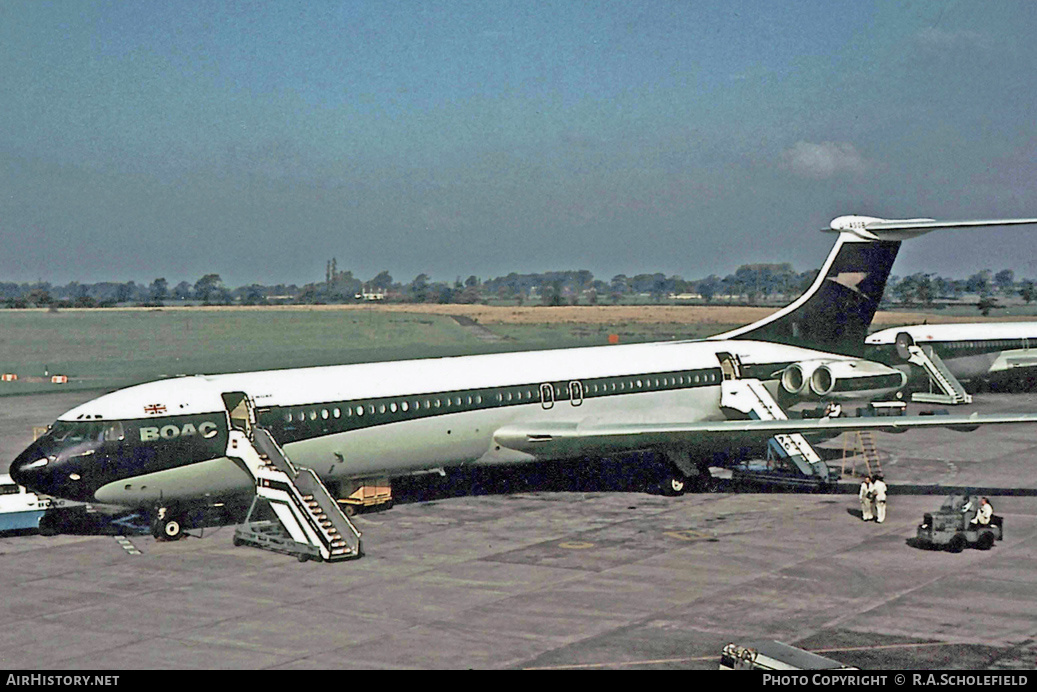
[711,216,1037,357]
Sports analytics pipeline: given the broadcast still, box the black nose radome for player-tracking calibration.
[9,449,50,491]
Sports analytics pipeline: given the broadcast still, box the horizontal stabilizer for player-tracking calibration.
[826,215,1037,241]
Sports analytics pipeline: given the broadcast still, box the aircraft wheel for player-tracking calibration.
[160,517,184,541]
[660,473,686,496]
[947,534,966,553]
[976,532,995,550]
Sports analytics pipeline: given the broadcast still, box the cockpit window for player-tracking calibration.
[103,422,125,442]
[49,422,104,444]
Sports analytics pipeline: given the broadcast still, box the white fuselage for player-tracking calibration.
[866,322,1037,380]
[48,338,838,507]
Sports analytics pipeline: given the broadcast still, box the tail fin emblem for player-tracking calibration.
[826,272,868,296]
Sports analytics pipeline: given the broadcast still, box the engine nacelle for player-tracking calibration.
[780,359,828,396]
[808,359,907,400]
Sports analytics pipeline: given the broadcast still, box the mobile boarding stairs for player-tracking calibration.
[228,427,362,562]
[906,343,972,405]
[720,377,834,489]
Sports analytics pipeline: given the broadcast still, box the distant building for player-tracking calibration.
[355,286,387,301]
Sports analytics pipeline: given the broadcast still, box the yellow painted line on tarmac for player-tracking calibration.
[557,541,596,549]
[525,655,715,670]
[812,641,962,654]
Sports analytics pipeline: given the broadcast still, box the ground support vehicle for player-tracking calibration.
[336,478,392,516]
[719,640,855,670]
[916,495,1003,552]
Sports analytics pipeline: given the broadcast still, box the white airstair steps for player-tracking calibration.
[228,428,362,562]
[907,344,972,405]
[720,378,831,482]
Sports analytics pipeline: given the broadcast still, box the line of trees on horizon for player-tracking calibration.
[2,265,1035,312]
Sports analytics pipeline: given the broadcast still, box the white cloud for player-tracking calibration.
[782,141,870,179]
[915,27,991,54]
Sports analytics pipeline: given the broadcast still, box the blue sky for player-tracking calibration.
[1,1,1036,286]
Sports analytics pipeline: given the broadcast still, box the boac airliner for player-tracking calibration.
[11,215,1037,541]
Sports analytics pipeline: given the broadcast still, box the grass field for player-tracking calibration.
[0,303,1033,395]
[0,308,489,395]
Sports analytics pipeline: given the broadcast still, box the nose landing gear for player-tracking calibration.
[151,505,186,541]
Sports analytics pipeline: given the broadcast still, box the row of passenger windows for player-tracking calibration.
[948,340,1029,350]
[584,372,717,393]
[283,392,508,423]
[278,369,720,426]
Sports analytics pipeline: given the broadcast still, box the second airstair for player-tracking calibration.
[907,344,972,405]
[229,428,362,562]
[720,378,832,485]
[841,430,883,479]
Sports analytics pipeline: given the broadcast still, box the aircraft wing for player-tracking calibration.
[492,413,1037,458]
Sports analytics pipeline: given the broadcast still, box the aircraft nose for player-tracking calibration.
[9,448,53,493]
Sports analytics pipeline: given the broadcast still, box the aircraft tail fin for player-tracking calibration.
[711,216,1037,357]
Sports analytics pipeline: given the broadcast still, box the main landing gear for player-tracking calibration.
[657,461,717,496]
[660,471,687,496]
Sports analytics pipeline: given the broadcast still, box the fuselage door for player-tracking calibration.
[540,383,555,410]
[716,352,743,380]
[221,391,256,438]
[568,380,583,406]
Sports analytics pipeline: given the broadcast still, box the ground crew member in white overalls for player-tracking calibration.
[972,497,993,526]
[872,475,888,523]
[859,476,874,521]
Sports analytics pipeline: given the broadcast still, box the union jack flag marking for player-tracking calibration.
[144,404,167,415]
